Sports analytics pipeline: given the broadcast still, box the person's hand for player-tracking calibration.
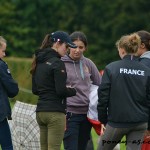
[100,124,106,135]
[144,130,150,139]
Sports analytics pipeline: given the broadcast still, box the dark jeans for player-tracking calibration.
[63,113,92,150]
[0,119,13,150]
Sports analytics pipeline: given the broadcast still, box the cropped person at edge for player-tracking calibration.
[0,36,19,150]
[136,30,150,149]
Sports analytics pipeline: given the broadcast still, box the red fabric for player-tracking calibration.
[141,137,150,150]
[100,70,104,76]
[87,118,102,135]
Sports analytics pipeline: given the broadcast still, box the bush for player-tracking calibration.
[4,57,38,104]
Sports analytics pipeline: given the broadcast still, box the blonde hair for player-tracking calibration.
[0,36,6,48]
[116,33,141,54]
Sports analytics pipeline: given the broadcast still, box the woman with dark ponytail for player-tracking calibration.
[30,31,77,150]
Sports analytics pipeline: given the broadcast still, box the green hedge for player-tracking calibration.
[4,57,38,104]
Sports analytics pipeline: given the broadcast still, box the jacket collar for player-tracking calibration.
[35,48,61,63]
[122,55,139,61]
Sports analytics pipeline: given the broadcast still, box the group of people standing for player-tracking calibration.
[30,31,101,150]
[31,30,150,150]
[97,30,150,150]
[0,30,150,150]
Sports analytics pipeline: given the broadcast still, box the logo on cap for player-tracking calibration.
[51,31,77,48]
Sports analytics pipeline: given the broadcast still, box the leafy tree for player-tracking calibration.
[1,0,150,69]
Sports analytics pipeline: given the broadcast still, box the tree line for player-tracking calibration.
[0,0,150,69]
